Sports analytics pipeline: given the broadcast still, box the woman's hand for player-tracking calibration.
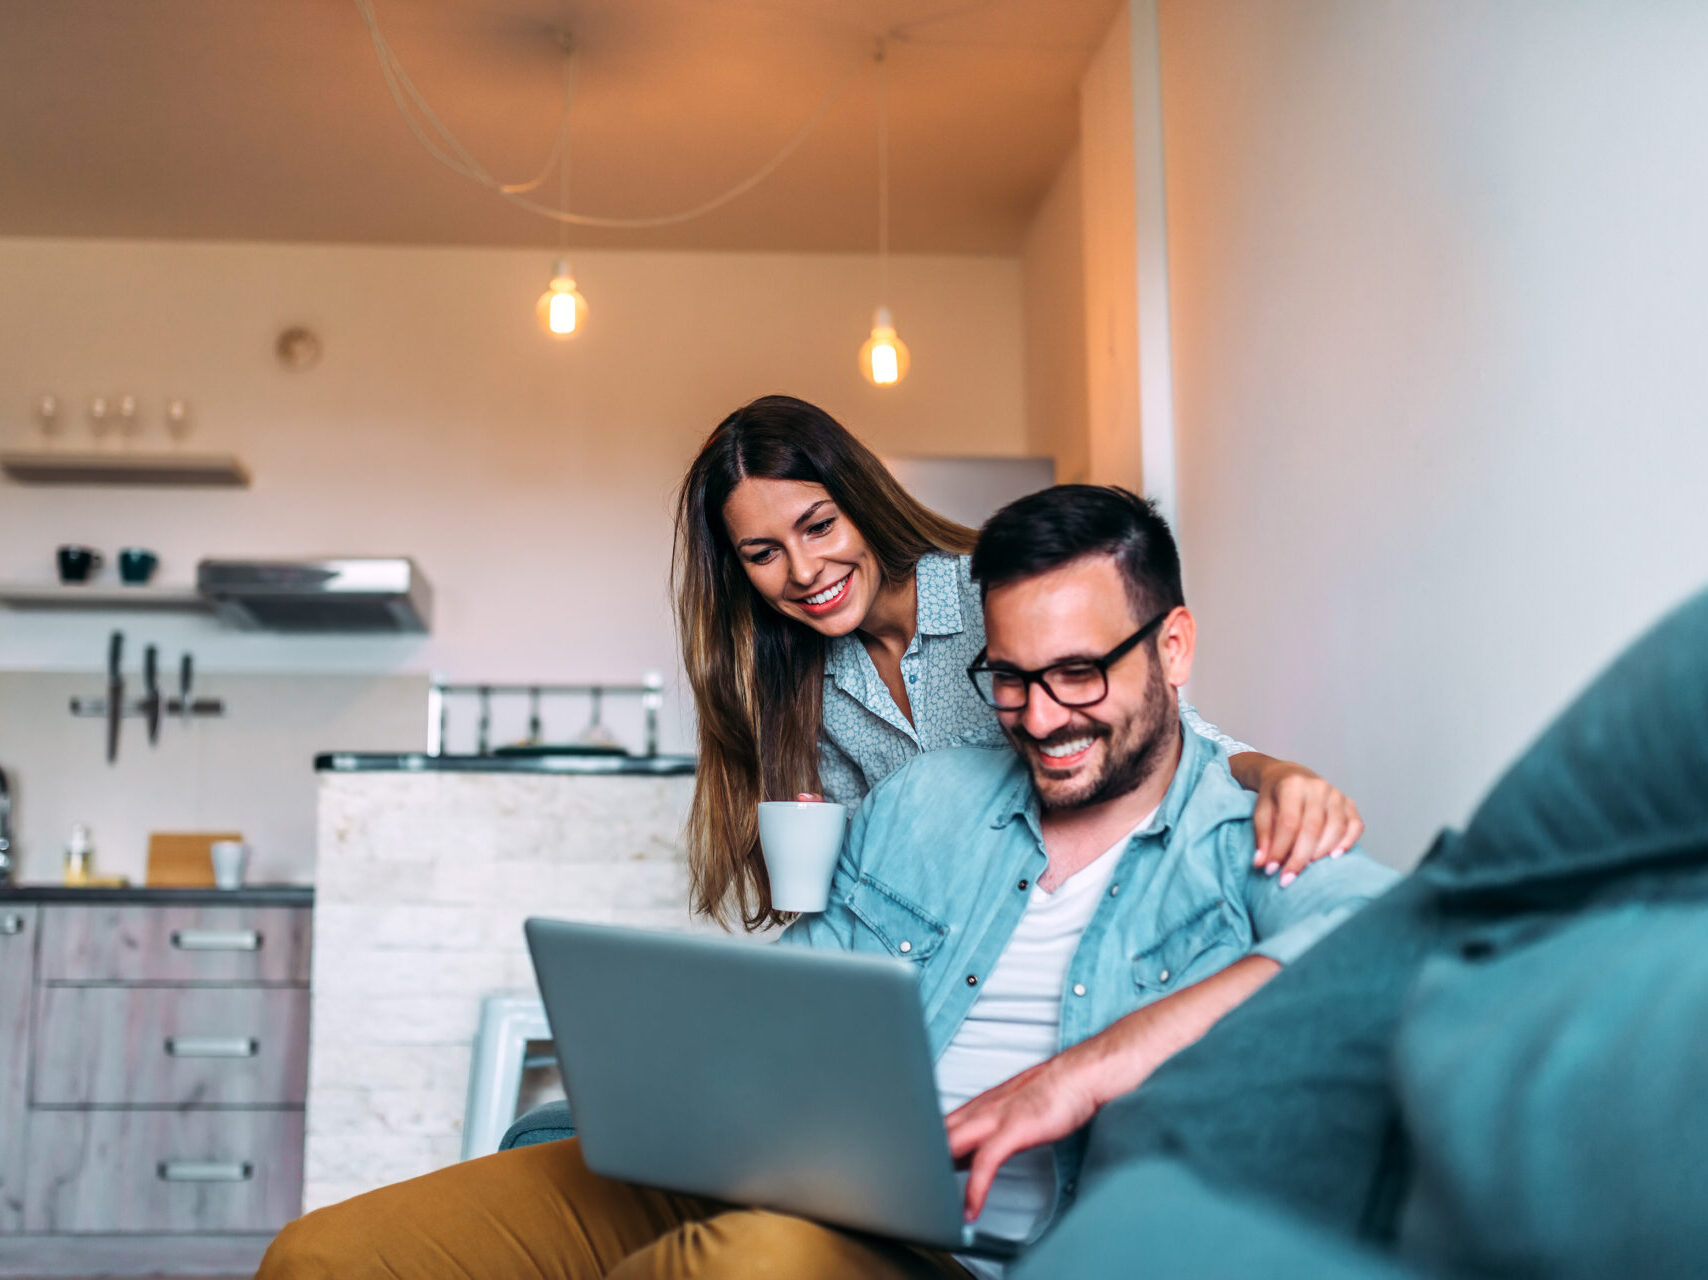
[1231,755,1364,885]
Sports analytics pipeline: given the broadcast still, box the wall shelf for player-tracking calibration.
[0,584,212,613]
[0,450,250,487]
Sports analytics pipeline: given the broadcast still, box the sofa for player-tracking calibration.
[505,584,1708,1277]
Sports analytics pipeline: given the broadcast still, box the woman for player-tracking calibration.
[675,395,1363,929]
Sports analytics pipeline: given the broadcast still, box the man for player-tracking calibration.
[259,486,1396,1279]
[784,484,1396,1273]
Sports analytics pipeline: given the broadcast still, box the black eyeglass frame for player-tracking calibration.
[965,608,1173,711]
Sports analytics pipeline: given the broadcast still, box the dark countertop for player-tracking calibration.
[0,884,314,907]
[315,752,697,775]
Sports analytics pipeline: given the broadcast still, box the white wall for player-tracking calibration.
[1159,0,1708,867]
[0,238,1026,728]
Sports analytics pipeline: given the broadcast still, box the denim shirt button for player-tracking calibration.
[1159,969,1170,983]
[1108,883,1120,897]
[966,974,979,987]
[898,940,912,954]
[1017,879,1029,891]
[1072,983,1087,997]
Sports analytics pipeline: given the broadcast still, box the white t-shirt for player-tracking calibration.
[935,815,1151,1279]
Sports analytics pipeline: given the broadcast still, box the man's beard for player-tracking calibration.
[1007,660,1178,812]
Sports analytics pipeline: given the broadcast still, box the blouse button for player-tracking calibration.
[899,940,912,954]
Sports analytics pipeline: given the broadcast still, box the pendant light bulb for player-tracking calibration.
[536,257,588,339]
[859,305,910,387]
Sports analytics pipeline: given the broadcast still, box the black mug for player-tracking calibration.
[56,546,103,584]
[118,548,160,585]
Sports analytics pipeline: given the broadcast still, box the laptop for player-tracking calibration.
[524,917,1023,1259]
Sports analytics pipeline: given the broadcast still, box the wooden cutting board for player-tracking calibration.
[145,832,243,887]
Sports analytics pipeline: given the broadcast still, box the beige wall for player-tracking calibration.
[0,238,1025,710]
[1020,147,1090,481]
[1078,2,1144,493]
[1159,0,1708,867]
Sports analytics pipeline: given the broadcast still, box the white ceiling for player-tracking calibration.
[0,0,1118,254]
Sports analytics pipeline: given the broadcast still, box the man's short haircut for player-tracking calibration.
[971,485,1185,622]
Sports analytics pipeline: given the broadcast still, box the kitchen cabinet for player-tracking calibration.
[0,905,37,1233]
[0,887,312,1275]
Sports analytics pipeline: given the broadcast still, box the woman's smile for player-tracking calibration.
[796,571,854,616]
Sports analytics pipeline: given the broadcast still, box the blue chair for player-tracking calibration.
[500,1099,576,1151]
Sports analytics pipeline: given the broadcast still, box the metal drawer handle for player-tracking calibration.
[170,929,262,952]
[157,1160,255,1183]
[1,914,24,937]
[165,1036,260,1059]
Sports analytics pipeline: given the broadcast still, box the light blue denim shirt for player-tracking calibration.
[783,720,1398,1222]
[818,553,1250,807]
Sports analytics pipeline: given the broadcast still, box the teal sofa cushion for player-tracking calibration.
[1423,585,1708,897]
[1396,900,1708,1278]
[1013,1160,1415,1280]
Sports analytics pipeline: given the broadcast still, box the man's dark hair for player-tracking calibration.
[972,485,1185,622]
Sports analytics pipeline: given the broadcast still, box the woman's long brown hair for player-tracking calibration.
[673,395,976,930]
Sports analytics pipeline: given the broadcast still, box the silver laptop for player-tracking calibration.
[524,917,1022,1258]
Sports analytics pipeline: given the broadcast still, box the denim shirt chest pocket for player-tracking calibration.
[1131,898,1247,999]
[847,875,949,962]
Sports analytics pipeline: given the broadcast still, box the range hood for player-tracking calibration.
[196,558,432,633]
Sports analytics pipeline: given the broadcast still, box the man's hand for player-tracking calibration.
[944,1051,1102,1221]
[943,955,1283,1222]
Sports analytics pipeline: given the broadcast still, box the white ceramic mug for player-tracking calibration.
[757,801,847,913]
[210,840,250,890]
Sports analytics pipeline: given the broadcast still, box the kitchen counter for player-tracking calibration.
[0,884,313,907]
[314,752,695,775]
[303,756,698,1210]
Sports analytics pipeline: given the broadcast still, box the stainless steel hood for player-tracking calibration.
[196,558,432,633]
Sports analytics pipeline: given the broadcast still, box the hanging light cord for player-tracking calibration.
[353,0,864,230]
[876,43,890,302]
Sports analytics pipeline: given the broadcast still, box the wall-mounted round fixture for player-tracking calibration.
[276,326,322,371]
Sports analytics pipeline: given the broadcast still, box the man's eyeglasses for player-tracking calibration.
[966,609,1172,711]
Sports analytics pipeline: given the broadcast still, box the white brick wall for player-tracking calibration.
[302,770,701,1211]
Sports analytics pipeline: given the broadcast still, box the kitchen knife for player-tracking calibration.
[143,644,160,745]
[106,630,124,764]
[179,652,193,724]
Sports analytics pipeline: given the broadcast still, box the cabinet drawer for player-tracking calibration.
[24,1108,304,1233]
[38,905,311,983]
[33,986,309,1106]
